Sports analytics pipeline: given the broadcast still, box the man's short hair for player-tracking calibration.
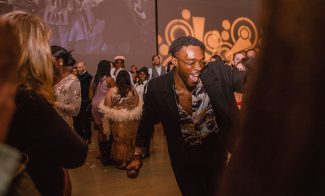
[152,55,160,61]
[210,54,223,62]
[246,48,256,53]
[168,36,205,57]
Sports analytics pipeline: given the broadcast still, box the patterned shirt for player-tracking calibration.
[175,79,219,145]
[54,74,81,128]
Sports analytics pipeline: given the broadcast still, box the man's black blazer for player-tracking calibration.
[135,60,245,161]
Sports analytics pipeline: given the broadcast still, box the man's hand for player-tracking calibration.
[126,159,142,171]
[126,159,142,179]
[226,152,232,165]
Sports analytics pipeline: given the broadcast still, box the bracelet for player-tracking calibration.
[133,146,145,160]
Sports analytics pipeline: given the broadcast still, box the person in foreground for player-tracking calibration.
[218,1,325,196]
[0,16,24,195]
[127,36,246,195]
[4,11,88,196]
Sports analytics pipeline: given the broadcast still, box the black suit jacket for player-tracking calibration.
[77,71,93,107]
[135,60,245,163]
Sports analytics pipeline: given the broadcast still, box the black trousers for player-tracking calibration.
[170,134,227,196]
[74,103,92,141]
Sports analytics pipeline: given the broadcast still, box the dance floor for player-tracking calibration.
[69,124,181,196]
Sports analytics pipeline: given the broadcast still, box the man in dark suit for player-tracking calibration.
[74,61,93,143]
[127,36,245,195]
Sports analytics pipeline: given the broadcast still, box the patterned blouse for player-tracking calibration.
[175,79,219,145]
[54,74,81,128]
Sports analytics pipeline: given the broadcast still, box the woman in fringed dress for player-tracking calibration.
[99,70,142,169]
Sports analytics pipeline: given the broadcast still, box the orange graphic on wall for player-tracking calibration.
[158,9,260,65]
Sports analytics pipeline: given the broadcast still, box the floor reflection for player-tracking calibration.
[69,124,181,196]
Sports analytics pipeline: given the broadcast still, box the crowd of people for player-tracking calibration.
[1,0,325,195]
[0,9,253,196]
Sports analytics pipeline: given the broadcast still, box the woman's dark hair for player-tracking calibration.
[93,60,111,91]
[116,70,132,98]
[50,45,76,67]
[137,66,149,78]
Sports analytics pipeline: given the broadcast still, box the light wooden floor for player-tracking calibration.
[69,124,181,196]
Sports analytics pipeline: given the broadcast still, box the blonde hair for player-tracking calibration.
[3,11,54,103]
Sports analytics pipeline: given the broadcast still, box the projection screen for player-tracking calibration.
[0,0,157,74]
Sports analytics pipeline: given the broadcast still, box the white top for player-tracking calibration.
[148,66,162,80]
[135,80,148,101]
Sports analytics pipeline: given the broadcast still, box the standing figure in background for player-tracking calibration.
[246,48,257,60]
[130,64,139,84]
[110,55,125,80]
[110,55,134,86]
[51,45,81,128]
[134,66,151,159]
[231,51,246,69]
[99,70,142,169]
[166,61,175,73]
[134,66,149,100]
[74,61,93,143]
[4,11,87,196]
[209,54,224,63]
[91,60,116,165]
[219,0,325,195]
[148,55,166,80]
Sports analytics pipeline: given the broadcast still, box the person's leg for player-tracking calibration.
[73,115,86,140]
[172,140,226,196]
[201,157,226,195]
[96,124,114,166]
[172,162,204,196]
[84,115,92,143]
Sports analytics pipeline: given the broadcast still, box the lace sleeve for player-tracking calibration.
[55,80,81,117]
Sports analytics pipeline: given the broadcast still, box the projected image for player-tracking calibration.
[1,0,156,63]
[93,0,155,55]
